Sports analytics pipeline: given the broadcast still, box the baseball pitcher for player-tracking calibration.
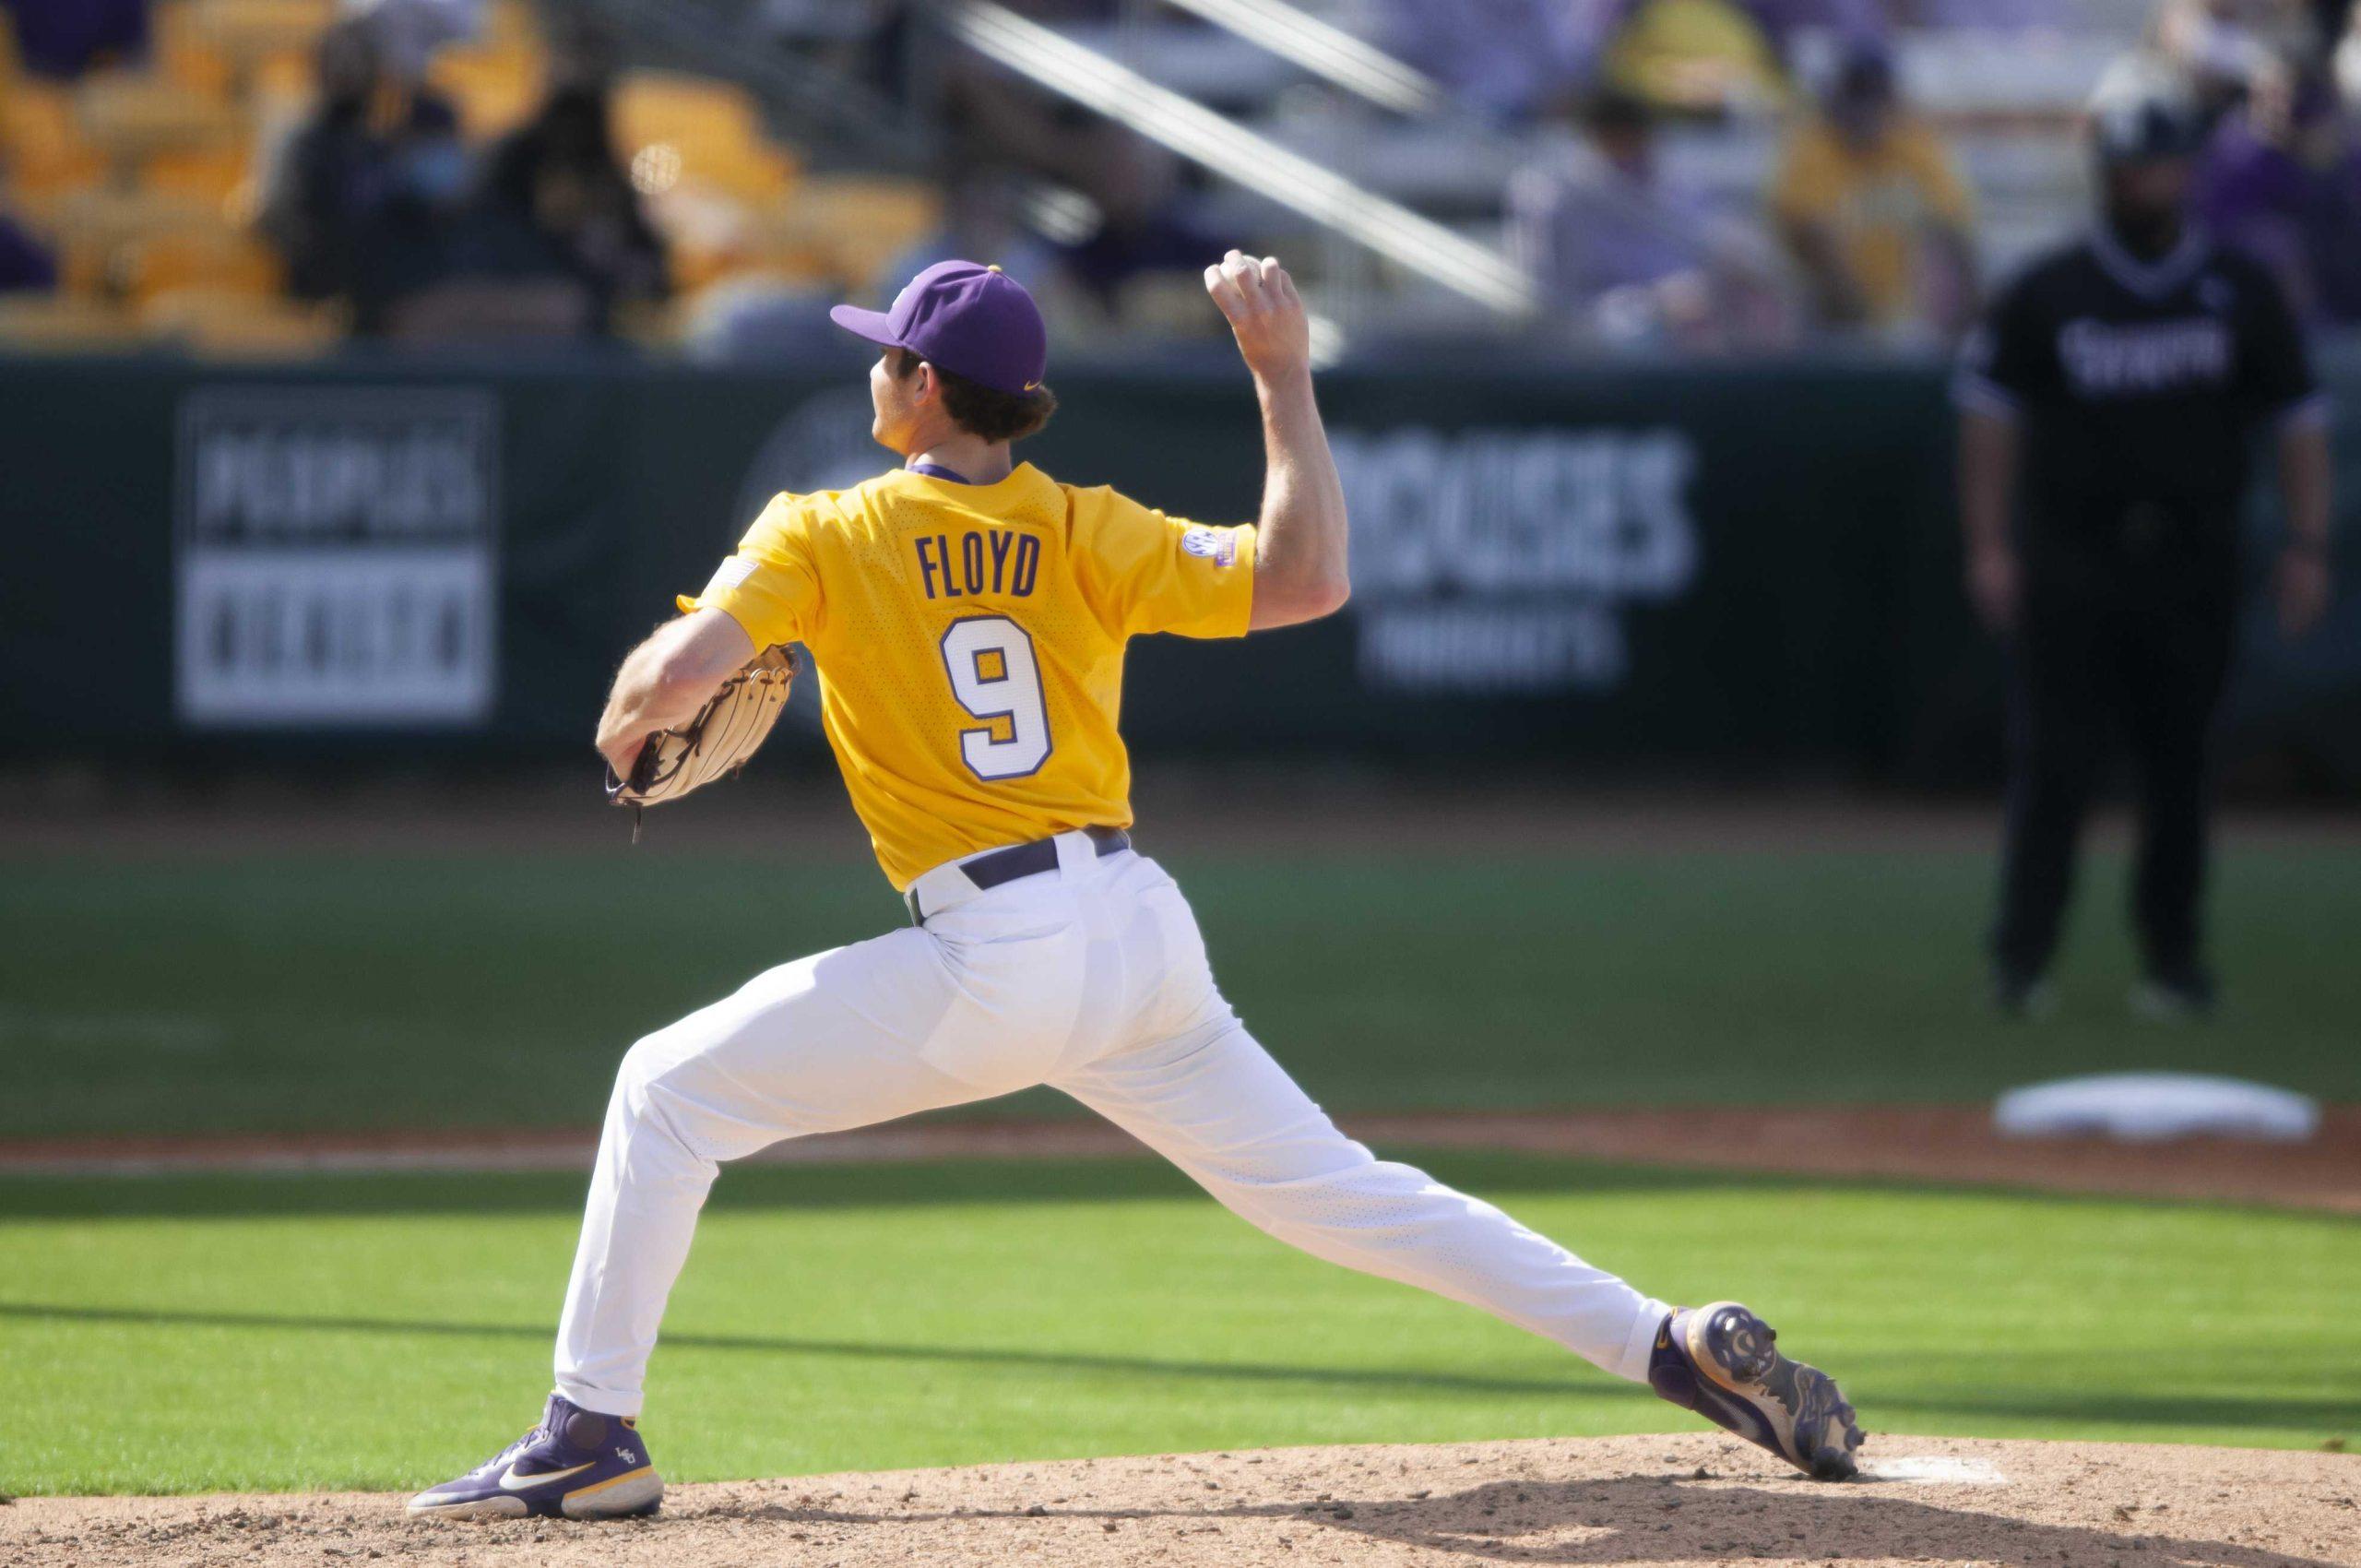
[408,254,1863,1520]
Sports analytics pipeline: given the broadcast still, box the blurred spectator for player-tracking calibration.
[1770,41,1978,339]
[460,32,669,336]
[1603,0,1785,114]
[2197,65,2361,324]
[1508,88,1791,350]
[0,0,148,79]
[1376,0,1622,123]
[256,18,468,331]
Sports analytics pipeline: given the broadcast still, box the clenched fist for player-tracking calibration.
[1204,250,1311,382]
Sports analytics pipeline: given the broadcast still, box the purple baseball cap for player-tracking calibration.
[830,259,1048,396]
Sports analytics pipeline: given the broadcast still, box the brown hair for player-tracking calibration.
[889,349,1057,444]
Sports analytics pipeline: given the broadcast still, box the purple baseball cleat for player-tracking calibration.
[1649,1301,1864,1480]
[406,1393,663,1520]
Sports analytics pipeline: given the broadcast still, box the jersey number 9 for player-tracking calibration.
[940,615,1051,780]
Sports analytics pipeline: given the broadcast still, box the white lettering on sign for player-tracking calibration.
[175,389,499,727]
[1330,426,1699,694]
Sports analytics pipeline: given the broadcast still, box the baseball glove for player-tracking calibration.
[605,644,799,837]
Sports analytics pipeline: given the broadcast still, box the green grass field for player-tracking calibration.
[5,832,2354,1497]
[4,1154,2354,1495]
[4,840,2357,1137]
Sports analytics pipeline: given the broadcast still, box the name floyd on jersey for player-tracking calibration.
[914,529,1042,600]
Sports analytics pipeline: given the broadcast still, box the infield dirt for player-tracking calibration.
[6,1433,2354,1568]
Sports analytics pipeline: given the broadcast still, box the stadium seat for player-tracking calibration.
[761,176,940,292]
[428,41,547,140]
[0,293,145,349]
[154,0,239,99]
[128,225,282,298]
[614,73,764,154]
[53,184,280,298]
[1,78,106,201]
[75,72,243,171]
[640,184,763,294]
[50,185,219,292]
[140,285,338,353]
[190,0,334,93]
[613,72,796,205]
[147,144,256,214]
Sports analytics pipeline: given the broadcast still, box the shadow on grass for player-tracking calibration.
[0,1154,1838,1221]
[750,1474,2344,1567]
[0,1299,1621,1401]
[0,1300,2343,1434]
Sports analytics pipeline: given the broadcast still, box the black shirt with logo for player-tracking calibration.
[1955,231,2319,570]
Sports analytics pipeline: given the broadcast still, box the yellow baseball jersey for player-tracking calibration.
[679,463,1256,889]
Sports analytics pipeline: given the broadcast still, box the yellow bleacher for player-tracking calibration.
[153,0,235,98]
[125,223,282,299]
[613,70,797,206]
[610,69,815,295]
[0,293,145,350]
[188,0,335,87]
[49,184,218,291]
[2,78,108,205]
[428,38,546,141]
[0,0,940,354]
[75,69,243,174]
[147,143,256,213]
[141,285,338,353]
[763,175,941,294]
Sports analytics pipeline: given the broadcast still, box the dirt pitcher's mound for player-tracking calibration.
[6,1433,2355,1568]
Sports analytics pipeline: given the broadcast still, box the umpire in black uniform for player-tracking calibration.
[1953,64,2335,1018]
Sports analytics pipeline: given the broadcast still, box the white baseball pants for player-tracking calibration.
[554,832,1668,1416]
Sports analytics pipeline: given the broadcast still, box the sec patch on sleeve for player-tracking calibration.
[1180,526,1240,567]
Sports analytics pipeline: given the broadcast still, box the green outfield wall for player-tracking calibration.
[4,349,2356,783]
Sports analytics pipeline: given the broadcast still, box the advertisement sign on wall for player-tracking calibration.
[1333,425,1701,694]
[174,388,500,727]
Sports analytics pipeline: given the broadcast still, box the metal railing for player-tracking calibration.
[1149,0,1442,115]
[933,0,1536,318]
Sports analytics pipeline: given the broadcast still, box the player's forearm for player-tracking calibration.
[1957,410,2019,557]
[2278,420,2332,553]
[597,661,703,754]
[595,613,751,755]
[1250,365,1351,625]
